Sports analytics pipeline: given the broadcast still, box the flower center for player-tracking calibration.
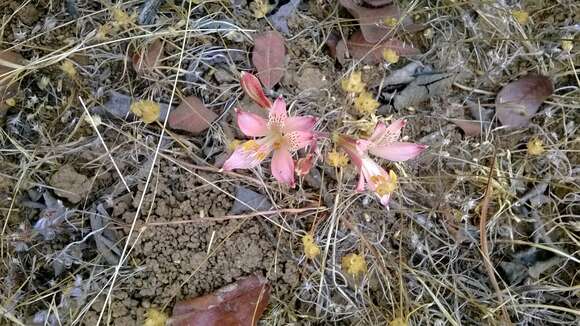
[370,172,397,197]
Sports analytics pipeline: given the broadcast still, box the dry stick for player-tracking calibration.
[479,150,511,324]
[146,207,326,225]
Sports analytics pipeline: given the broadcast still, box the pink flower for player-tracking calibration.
[337,120,427,207]
[223,97,317,187]
[357,119,428,162]
[240,71,272,109]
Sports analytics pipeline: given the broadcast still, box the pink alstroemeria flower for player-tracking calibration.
[337,119,427,207]
[223,97,317,187]
[357,119,428,162]
[240,71,272,109]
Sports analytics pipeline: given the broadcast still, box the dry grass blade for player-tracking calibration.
[478,149,511,323]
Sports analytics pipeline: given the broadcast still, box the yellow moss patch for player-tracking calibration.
[61,61,77,79]
[382,48,399,64]
[341,71,365,94]
[130,100,160,124]
[512,10,529,25]
[342,253,367,277]
[527,137,545,156]
[354,91,380,115]
[302,234,320,259]
[143,308,168,326]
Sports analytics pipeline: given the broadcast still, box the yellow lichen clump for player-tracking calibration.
[130,100,160,124]
[111,7,136,28]
[143,308,168,326]
[527,137,545,156]
[342,253,367,277]
[327,150,349,167]
[561,38,573,52]
[341,71,365,94]
[251,0,270,18]
[512,10,529,24]
[61,61,77,78]
[354,91,380,115]
[384,17,399,28]
[302,234,320,259]
[382,48,400,64]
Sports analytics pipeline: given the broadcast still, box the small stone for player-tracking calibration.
[49,165,91,204]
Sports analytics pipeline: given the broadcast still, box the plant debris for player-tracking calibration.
[170,274,270,326]
[167,96,218,134]
[252,31,286,89]
[495,75,554,128]
[336,31,420,65]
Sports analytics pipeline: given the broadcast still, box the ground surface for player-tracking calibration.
[0,0,579,325]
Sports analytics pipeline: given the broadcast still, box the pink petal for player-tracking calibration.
[296,153,314,176]
[369,119,406,145]
[356,139,372,153]
[369,142,428,162]
[356,172,365,192]
[236,108,268,137]
[223,147,267,171]
[378,193,391,207]
[284,116,316,132]
[368,122,387,144]
[241,72,272,109]
[285,131,315,151]
[271,148,295,187]
[268,97,287,127]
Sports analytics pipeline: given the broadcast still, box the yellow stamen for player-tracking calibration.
[255,151,268,161]
[327,151,349,167]
[371,171,397,196]
[241,140,260,152]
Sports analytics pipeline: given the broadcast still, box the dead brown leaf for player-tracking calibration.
[338,0,422,43]
[132,39,164,74]
[495,75,553,128]
[252,31,286,89]
[336,30,420,65]
[168,96,217,134]
[451,119,488,137]
[170,274,270,326]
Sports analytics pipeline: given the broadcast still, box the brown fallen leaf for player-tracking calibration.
[338,0,422,43]
[252,31,286,89]
[168,96,217,134]
[336,30,420,65]
[0,50,24,105]
[170,274,270,326]
[363,0,393,6]
[132,39,164,74]
[495,75,553,128]
[451,119,489,137]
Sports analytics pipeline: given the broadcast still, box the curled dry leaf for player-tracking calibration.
[363,0,393,6]
[252,31,286,89]
[336,31,420,65]
[338,0,421,43]
[451,119,490,137]
[132,39,164,74]
[0,50,24,105]
[170,274,270,326]
[495,75,554,128]
[168,96,218,134]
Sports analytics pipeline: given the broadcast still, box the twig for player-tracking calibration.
[479,149,511,324]
[146,207,327,225]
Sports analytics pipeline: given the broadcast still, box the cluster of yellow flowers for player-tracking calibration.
[341,71,380,115]
[302,234,320,259]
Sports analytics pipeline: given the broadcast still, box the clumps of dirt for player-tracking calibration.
[81,160,299,324]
